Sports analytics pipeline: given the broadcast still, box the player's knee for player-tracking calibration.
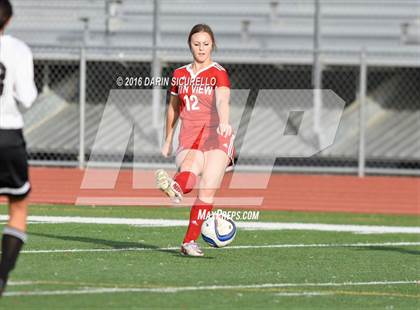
[182,163,202,176]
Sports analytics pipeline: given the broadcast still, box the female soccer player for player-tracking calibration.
[0,0,38,295]
[156,24,234,257]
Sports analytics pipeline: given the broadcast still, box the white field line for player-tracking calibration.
[274,292,333,296]
[0,215,419,234]
[20,242,420,254]
[3,280,418,297]
[8,281,37,286]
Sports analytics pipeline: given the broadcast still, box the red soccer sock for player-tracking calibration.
[183,199,213,244]
[174,171,197,194]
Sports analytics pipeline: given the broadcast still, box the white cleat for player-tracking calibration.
[155,169,183,203]
[180,241,204,257]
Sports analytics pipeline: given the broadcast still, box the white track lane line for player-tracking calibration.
[3,280,418,297]
[20,242,420,254]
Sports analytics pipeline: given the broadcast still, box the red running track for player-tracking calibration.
[1,167,419,215]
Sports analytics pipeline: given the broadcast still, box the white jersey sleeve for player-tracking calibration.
[14,42,37,108]
[0,35,38,129]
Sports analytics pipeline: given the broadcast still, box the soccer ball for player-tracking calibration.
[201,213,237,248]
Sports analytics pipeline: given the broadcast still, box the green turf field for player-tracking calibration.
[0,204,419,309]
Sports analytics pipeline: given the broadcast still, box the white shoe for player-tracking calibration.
[180,241,204,257]
[155,169,183,203]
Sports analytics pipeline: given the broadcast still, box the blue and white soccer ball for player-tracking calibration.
[201,213,237,248]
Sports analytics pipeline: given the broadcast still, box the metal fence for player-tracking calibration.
[25,46,420,176]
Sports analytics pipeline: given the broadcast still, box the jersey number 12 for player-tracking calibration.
[183,95,199,111]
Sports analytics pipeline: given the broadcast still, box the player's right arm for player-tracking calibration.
[161,94,180,157]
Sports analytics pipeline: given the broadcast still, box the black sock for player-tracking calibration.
[0,226,27,282]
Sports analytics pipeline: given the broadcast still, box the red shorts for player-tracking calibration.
[176,126,235,165]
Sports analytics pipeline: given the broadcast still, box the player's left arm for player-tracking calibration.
[215,86,232,137]
[215,67,232,137]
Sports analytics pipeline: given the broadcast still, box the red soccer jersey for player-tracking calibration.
[170,62,230,128]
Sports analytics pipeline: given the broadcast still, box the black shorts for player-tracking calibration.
[0,129,31,198]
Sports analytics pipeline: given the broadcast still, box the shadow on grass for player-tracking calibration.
[30,231,181,255]
[359,246,420,256]
[30,232,215,259]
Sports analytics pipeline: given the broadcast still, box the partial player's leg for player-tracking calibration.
[174,148,204,193]
[0,196,28,296]
[0,139,31,294]
[198,149,229,204]
[181,149,229,256]
[7,196,28,232]
[156,149,204,203]
[0,143,30,296]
